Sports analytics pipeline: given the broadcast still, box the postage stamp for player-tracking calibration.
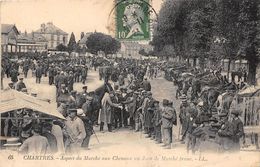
[115,0,151,40]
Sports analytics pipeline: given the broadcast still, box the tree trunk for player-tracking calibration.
[247,60,257,85]
[199,57,205,70]
[187,58,190,67]
[193,57,196,67]
[227,59,231,81]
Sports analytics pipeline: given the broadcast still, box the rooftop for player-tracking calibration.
[78,32,93,44]
[1,24,19,35]
[34,22,68,35]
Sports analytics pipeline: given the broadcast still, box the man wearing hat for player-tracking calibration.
[41,122,58,153]
[122,89,137,130]
[179,95,190,142]
[230,109,244,151]
[141,77,151,91]
[100,92,122,132]
[15,78,26,92]
[19,125,49,154]
[152,100,162,143]
[35,64,43,84]
[48,64,55,85]
[64,108,86,153]
[216,112,234,152]
[81,66,88,84]
[138,91,154,134]
[67,71,75,92]
[10,67,19,84]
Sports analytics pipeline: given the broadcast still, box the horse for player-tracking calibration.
[80,82,113,124]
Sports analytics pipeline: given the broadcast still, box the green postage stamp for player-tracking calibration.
[116,0,151,40]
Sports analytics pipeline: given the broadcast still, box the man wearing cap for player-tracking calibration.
[160,99,169,143]
[161,101,177,149]
[77,109,93,150]
[19,125,49,154]
[64,109,86,153]
[15,78,26,92]
[230,109,244,151]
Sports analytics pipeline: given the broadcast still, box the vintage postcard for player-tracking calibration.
[0,0,260,167]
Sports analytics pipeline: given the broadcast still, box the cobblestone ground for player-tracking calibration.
[1,69,259,167]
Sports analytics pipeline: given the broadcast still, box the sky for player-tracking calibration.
[1,0,163,41]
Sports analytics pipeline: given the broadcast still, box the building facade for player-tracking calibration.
[120,41,153,59]
[1,24,19,55]
[33,22,68,50]
[17,32,48,53]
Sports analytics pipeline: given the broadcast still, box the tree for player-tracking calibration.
[67,32,77,54]
[238,0,260,85]
[56,44,67,51]
[86,32,121,56]
[80,32,85,39]
[210,0,241,79]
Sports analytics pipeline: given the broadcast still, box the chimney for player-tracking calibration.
[32,31,34,38]
[24,30,27,36]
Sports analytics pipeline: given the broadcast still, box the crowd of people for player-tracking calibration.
[1,53,246,155]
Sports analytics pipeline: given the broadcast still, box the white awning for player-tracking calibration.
[0,89,65,119]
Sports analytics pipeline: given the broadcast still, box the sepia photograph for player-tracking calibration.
[0,0,260,166]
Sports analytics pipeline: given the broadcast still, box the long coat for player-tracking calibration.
[141,97,154,128]
[35,66,43,78]
[100,93,119,124]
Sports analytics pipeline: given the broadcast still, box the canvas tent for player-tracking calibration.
[0,89,65,119]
